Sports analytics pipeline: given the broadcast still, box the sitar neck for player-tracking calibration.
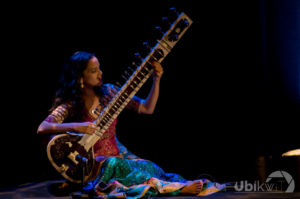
[80,12,193,150]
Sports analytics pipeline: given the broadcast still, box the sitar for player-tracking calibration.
[47,9,193,183]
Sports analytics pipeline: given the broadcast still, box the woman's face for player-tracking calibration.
[82,56,103,88]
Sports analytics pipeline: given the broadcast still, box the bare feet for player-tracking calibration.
[180,180,203,195]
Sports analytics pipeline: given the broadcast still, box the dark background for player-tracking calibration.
[1,0,300,188]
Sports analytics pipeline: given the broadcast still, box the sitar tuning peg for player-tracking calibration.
[134,52,143,64]
[132,61,138,68]
[140,42,152,57]
[121,74,128,81]
[127,66,135,73]
[142,42,152,51]
[115,81,122,88]
[168,7,179,23]
[161,17,171,32]
[124,70,130,77]
[153,26,164,40]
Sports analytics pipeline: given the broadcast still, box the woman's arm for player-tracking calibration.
[138,61,163,114]
[37,103,96,135]
[37,121,96,135]
[97,61,163,115]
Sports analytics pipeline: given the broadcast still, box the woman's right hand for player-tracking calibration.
[72,122,97,134]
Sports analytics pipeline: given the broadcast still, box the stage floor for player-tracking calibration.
[0,180,300,199]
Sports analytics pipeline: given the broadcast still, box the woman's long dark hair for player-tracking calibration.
[50,51,96,121]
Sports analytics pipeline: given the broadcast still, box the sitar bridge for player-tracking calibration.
[68,151,80,165]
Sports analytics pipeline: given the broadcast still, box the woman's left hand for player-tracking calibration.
[151,61,164,81]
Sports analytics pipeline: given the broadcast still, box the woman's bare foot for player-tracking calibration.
[180,180,203,195]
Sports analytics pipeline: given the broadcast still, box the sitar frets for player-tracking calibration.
[92,12,192,139]
[94,56,158,137]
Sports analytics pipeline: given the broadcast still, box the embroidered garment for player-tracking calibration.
[83,157,226,198]
[91,177,226,198]
[45,84,141,157]
[44,83,226,197]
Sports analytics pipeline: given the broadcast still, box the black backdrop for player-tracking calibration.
[1,0,299,188]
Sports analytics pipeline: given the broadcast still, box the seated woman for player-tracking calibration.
[37,51,225,198]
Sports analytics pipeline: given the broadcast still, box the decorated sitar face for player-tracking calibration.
[47,7,193,184]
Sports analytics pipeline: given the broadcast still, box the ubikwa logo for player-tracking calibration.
[234,170,295,192]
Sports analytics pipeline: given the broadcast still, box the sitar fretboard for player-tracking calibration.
[80,12,193,149]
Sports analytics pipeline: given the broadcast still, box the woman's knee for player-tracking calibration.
[105,156,122,166]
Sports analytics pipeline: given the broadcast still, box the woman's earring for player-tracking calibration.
[80,78,84,89]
